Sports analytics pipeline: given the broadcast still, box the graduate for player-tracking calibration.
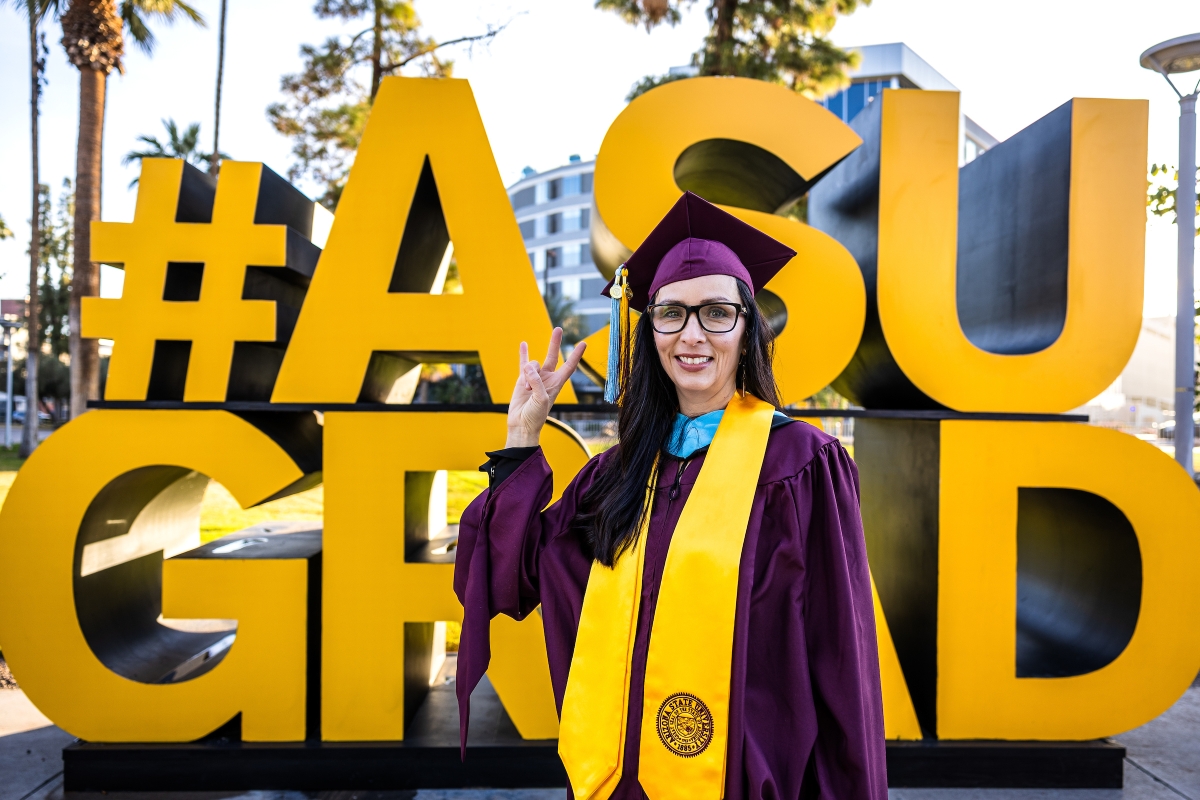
[455,191,886,800]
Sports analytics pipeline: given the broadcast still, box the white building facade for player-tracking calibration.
[507,157,611,338]
[1073,316,1181,434]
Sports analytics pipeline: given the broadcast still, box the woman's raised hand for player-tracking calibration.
[506,328,587,448]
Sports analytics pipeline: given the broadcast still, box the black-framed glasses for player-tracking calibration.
[647,302,746,334]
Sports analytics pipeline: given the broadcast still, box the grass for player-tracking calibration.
[0,446,25,473]
[447,470,489,521]
[0,462,487,653]
[0,459,491,543]
[199,470,488,542]
[199,482,325,542]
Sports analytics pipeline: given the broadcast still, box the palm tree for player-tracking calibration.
[544,293,584,345]
[59,0,204,420]
[209,0,227,177]
[4,0,55,455]
[123,118,225,186]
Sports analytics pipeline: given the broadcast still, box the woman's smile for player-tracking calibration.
[676,354,714,369]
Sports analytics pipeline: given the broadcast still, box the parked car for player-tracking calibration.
[1157,417,1200,441]
[12,409,53,425]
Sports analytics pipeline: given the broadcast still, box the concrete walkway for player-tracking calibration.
[4,688,1199,800]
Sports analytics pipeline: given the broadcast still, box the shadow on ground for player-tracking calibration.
[4,689,1200,800]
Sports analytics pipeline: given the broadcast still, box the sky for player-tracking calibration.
[0,0,1196,315]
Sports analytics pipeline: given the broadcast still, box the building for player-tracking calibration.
[819,43,999,165]
[507,156,611,340]
[1073,316,1180,434]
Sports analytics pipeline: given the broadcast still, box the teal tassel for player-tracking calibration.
[604,266,625,403]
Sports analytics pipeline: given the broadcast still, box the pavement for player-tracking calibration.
[3,687,1199,800]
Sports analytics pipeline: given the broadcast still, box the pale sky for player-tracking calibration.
[0,0,1196,315]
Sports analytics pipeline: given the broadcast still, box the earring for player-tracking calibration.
[738,358,747,398]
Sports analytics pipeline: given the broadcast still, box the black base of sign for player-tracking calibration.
[62,678,1126,791]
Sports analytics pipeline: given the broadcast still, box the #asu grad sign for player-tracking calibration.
[0,77,1194,790]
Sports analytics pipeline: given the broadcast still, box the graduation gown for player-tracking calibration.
[454,419,888,800]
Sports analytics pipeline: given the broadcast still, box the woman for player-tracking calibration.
[455,192,886,800]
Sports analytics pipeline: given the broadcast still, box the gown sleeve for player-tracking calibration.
[452,446,600,755]
[802,443,888,799]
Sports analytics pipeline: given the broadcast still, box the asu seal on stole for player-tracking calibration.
[656,692,714,757]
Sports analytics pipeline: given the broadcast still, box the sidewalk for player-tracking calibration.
[3,686,1198,800]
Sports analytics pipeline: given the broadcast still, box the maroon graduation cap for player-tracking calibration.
[601,191,796,311]
[599,192,795,402]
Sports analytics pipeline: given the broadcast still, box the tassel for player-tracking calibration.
[604,265,627,403]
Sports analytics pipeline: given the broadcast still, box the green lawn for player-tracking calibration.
[0,454,492,544]
[199,470,488,542]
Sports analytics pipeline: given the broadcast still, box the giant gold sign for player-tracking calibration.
[0,77,1194,766]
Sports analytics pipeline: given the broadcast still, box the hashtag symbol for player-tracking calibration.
[84,159,286,402]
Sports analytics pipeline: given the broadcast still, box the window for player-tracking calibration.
[535,182,549,204]
[548,213,562,234]
[563,174,581,195]
[511,187,535,210]
[545,247,561,269]
[563,278,581,301]
[581,243,592,265]
[528,251,538,271]
[581,172,593,193]
[580,208,590,229]
[548,178,562,200]
[519,219,536,239]
[564,211,581,232]
[547,280,562,298]
[581,277,608,298]
[565,244,581,267]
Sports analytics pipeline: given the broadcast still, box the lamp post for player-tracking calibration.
[1,321,17,450]
[1142,34,1200,477]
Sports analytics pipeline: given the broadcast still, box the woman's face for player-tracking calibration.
[651,274,746,415]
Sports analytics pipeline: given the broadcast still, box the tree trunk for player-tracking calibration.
[369,0,383,100]
[210,0,227,176]
[705,0,738,76]
[22,2,41,457]
[69,66,104,420]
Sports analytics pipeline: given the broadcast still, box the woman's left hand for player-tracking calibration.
[506,328,586,448]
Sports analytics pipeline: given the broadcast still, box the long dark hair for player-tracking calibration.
[573,278,782,567]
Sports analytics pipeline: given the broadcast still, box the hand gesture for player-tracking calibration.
[506,328,587,448]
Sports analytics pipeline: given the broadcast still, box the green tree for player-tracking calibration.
[544,293,584,345]
[54,0,205,420]
[4,0,55,455]
[1148,163,1200,236]
[598,0,869,100]
[0,215,12,240]
[35,180,73,359]
[268,0,503,209]
[123,118,226,186]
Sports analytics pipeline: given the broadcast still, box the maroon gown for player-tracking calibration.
[454,420,887,799]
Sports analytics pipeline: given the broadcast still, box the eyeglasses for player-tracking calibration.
[646,302,746,334]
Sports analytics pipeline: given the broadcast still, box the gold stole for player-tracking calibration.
[559,394,776,800]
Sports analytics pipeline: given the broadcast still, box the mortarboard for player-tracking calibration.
[600,192,796,402]
[602,191,796,311]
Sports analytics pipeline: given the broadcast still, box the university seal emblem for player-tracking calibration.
[656,692,714,757]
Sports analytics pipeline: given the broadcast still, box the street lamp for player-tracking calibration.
[1141,33,1200,477]
[0,321,17,450]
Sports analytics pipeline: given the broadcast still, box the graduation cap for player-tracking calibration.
[600,191,795,402]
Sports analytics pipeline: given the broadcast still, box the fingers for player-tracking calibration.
[519,341,529,370]
[544,328,563,371]
[525,360,550,403]
[525,360,541,391]
[561,340,586,374]
[542,342,586,403]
